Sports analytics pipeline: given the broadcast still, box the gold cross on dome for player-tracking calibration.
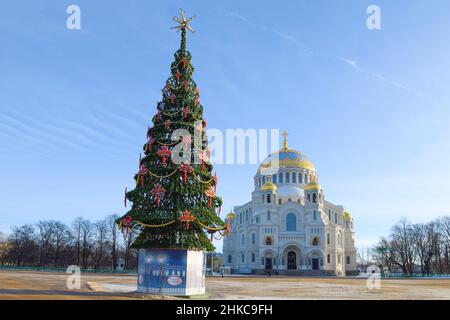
[172,9,195,33]
[282,131,288,149]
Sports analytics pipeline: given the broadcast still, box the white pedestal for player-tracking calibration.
[137,249,206,296]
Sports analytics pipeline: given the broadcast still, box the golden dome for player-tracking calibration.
[261,182,277,192]
[258,132,315,173]
[304,181,321,191]
[225,212,235,221]
[258,149,315,172]
[343,211,352,221]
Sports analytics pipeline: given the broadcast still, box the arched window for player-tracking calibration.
[279,172,283,183]
[313,193,317,203]
[299,173,303,183]
[252,253,255,263]
[252,233,256,244]
[292,173,297,183]
[241,253,245,263]
[346,256,351,265]
[312,237,320,246]
[286,213,297,231]
[285,172,290,183]
[265,236,273,246]
[241,234,245,245]
[267,211,271,221]
[278,199,282,205]
[307,194,311,203]
[272,174,277,183]
[304,173,308,184]
[228,255,232,263]
[327,254,330,264]
[262,175,266,184]
[327,233,330,245]
[266,194,271,203]
[337,233,341,246]
[313,211,317,220]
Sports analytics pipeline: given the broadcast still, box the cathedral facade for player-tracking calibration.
[223,133,357,276]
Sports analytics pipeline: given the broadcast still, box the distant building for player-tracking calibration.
[223,133,357,276]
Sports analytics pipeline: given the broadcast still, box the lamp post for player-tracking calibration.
[158,255,165,294]
[145,255,153,293]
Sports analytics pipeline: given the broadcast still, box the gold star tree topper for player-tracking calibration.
[172,9,195,33]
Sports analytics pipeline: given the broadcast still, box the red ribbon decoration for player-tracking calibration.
[138,165,148,188]
[123,216,133,235]
[178,161,193,184]
[213,172,218,193]
[175,71,181,82]
[205,187,215,208]
[179,210,196,231]
[157,145,172,167]
[150,184,166,207]
[182,107,190,119]
[170,93,176,105]
[198,150,209,171]
[183,80,189,91]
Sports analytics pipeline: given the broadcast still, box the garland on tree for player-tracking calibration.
[116,10,228,251]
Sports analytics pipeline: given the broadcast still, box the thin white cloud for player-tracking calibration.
[219,8,420,95]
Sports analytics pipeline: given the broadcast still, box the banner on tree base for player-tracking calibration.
[137,249,206,296]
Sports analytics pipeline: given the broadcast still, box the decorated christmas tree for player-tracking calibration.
[117,10,228,252]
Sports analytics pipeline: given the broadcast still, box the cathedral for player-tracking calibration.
[223,132,357,276]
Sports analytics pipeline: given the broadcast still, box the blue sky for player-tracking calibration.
[1,0,450,251]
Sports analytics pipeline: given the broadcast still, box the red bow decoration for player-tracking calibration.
[181,58,188,68]
[204,187,215,208]
[195,96,200,107]
[182,135,192,149]
[138,164,148,188]
[183,80,189,91]
[150,184,166,206]
[124,187,127,208]
[156,111,162,121]
[175,70,181,82]
[182,107,190,119]
[170,93,176,105]
[178,161,193,184]
[179,210,195,231]
[198,150,209,171]
[123,216,133,235]
[157,145,172,167]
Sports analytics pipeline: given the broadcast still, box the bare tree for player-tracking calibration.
[107,214,119,270]
[93,219,109,270]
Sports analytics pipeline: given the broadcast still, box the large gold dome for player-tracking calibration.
[258,148,315,172]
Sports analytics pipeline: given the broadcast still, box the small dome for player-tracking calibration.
[261,182,277,192]
[304,181,321,191]
[225,212,236,221]
[343,211,352,221]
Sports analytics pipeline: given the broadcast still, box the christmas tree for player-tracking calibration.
[117,10,228,252]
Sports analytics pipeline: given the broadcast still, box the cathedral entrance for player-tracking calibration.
[312,258,319,270]
[287,251,297,270]
[265,258,272,270]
